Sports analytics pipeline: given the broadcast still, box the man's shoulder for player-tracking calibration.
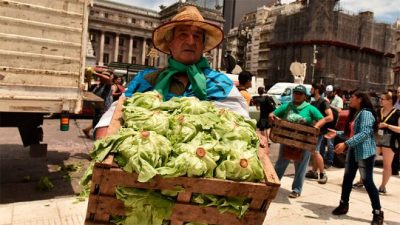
[204,69,231,80]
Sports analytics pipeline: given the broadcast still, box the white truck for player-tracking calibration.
[0,0,90,152]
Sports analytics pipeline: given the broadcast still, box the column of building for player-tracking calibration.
[92,30,154,66]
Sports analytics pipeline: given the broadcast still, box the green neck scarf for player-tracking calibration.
[154,57,209,100]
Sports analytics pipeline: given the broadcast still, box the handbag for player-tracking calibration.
[377,108,397,146]
[377,130,391,146]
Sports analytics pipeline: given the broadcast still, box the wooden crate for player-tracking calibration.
[270,119,319,152]
[85,97,281,225]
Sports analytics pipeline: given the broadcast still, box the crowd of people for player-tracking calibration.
[85,6,399,225]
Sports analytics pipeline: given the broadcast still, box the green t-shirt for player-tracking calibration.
[273,101,323,125]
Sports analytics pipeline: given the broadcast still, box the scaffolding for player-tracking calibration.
[264,0,395,91]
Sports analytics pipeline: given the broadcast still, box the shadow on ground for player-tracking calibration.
[0,144,90,204]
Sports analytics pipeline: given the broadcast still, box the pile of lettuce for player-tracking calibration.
[81,91,265,225]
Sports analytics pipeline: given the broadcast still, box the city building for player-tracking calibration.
[87,0,224,69]
[88,0,159,66]
[263,0,396,91]
[258,2,303,84]
[222,0,275,35]
[392,19,400,87]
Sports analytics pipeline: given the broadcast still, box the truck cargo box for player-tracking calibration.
[0,0,90,114]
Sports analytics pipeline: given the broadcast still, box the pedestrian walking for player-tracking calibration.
[324,85,343,168]
[237,70,253,107]
[269,85,325,198]
[375,92,400,194]
[255,87,276,141]
[305,84,334,184]
[325,92,384,225]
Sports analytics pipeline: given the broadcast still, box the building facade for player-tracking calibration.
[88,0,224,69]
[88,0,159,66]
[264,0,396,91]
[392,19,400,87]
[258,2,303,84]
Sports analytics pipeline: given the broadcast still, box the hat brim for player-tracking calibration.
[152,20,224,54]
[293,91,306,95]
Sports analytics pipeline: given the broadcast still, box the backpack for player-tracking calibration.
[260,95,276,114]
[327,106,339,129]
[313,98,339,129]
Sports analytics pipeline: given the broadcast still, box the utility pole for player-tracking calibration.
[311,44,317,83]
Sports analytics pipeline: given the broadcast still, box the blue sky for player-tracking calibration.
[110,0,399,24]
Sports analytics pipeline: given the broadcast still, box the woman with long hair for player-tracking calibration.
[325,92,384,225]
[376,92,400,193]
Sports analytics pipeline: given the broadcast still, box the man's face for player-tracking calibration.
[293,91,306,104]
[167,25,205,65]
[310,87,316,97]
[398,87,400,98]
[326,91,334,98]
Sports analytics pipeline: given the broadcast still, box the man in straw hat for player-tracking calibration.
[94,6,263,143]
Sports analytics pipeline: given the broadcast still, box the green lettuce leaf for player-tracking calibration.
[115,187,174,225]
[124,90,162,109]
[122,131,172,182]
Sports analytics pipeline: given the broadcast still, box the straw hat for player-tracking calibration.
[152,6,224,54]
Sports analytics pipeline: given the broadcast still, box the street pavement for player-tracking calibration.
[0,119,399,225]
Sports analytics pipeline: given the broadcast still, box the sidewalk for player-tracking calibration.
[264,166,400,225]
[0,167,399,225]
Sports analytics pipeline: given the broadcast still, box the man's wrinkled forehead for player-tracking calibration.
[174,25,205,35]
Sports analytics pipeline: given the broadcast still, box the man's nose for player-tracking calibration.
[185,34,196,45]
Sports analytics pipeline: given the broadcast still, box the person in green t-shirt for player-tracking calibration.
[269,85,325,198]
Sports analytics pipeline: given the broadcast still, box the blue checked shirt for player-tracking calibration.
[337,109,376,161]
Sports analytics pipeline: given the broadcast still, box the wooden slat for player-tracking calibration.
[275,119,320,135]
[257,148,280,187]
[86,195,267,225]
[270,134,316,152]
[177,191,192,202]
[170,203,266,225]
[87,195,125,216]
[91,167,274,200]
[271,127,317,144]
[105,96,125,136]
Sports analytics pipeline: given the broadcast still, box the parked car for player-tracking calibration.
[267,82,312,105]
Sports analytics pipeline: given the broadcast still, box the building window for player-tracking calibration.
[104,53,109,64]
[104,13,109,18]
[133,40,137,48]
[131,57,137,64]
[105,36,110,45]
[119,38,124,46]
[90,10,94,16]
[118,54,123,62]
[90,33,96,42]
[131,18,136,23]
